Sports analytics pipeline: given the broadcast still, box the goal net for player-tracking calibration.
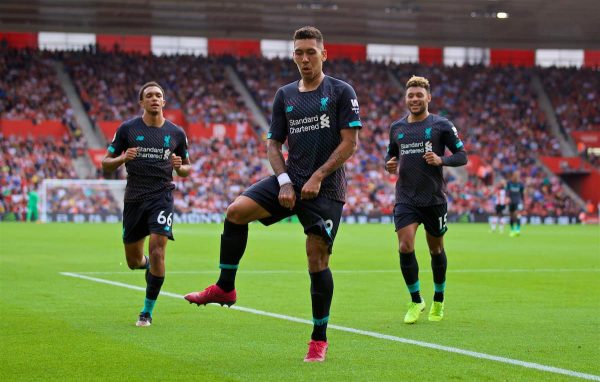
[40,179,126,223]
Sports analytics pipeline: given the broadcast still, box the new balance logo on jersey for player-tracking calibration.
[397,133,404,140]
[286,105,294,113]
[136,135,145,141]
[320,114,330,128]
[350,98,360,114]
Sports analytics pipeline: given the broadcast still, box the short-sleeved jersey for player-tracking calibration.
[386,114,465,207]
[506,181,524,204]
[268,75,362,202]
[108,117,189,202]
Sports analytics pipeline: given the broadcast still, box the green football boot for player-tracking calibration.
[428,301,444,321]
[404,300,426,324]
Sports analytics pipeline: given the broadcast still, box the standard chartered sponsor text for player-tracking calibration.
[400,141,425,155]
[289,115,328,134]
[137,146,166,159]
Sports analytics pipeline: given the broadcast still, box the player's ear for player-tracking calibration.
[321,48,327,62]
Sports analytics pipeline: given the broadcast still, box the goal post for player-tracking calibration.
[40,179,126,223]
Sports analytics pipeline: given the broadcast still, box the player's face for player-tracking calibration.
[405,86,431,116]
[139,86,165,115]
[293,39,327,80]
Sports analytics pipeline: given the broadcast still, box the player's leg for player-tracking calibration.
[124,239,148,270]
[136,233,168,326]
[425,232,446,321]
[123,200,150,271]
[26,205,32,222]
[214,195,269,293]
[423,204,448,321]
[498,207,505,233]
[305,234,332,362]
[185,176,285,306]
[490,208,498,232]
[296,196,343,362]
[394,204,424,324]
[135,192,174,326]
[509,205,517,236]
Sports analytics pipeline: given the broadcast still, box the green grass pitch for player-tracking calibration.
[1,222,599,381]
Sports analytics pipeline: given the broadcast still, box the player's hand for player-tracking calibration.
[423,152,443,166]
[385,157,398,174]
[170,153,182,169]
[301,176,321,200]
[122,147,138,163]
[278,183,296,210]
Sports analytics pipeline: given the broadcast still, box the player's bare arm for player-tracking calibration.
[423,151,443,166]
[102,147,138,173]
[385,156,399,174]
[171,154,191,177]
[302,129,359,200]
[267,139,296,210]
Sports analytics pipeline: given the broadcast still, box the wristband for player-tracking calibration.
[277,173,292,186]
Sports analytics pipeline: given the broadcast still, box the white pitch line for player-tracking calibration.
[60,272,600,382]
[74,268,600,275]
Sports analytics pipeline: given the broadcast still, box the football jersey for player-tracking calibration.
[269,75,362,202]
[386,114,465,206]
[506,181,524,204]
[108,117,189,202]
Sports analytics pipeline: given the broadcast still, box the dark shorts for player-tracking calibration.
[509,203,519,213]
[393,203,448,237]
[242,176,344,253]
[122,191,174,244]
[495,204,506,214]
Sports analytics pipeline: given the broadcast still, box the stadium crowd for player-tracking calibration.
[1,48,595,220]
[63,51,254,125]
[0,47,69,121]
[0,135,79,219]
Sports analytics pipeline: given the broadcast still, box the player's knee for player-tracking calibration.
[149,246,165,260]
[126,257,143,270]
[226,202,247,225]
[307,253,329,272]
[399,241,414,253]
[306,235,329,271]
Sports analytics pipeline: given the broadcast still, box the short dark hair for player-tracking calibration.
[293,26,324,45]
[138,81,164,101]
[405,76,430,92]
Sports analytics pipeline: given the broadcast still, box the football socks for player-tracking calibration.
[216,219,248,292]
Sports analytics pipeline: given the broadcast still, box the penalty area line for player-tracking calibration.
[60,271,599,381]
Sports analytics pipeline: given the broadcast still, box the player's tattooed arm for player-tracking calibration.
[268,139,296,209]
[302,129,358,200]
[267,139,287,176]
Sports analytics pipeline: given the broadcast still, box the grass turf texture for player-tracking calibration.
[1,222,599,381]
